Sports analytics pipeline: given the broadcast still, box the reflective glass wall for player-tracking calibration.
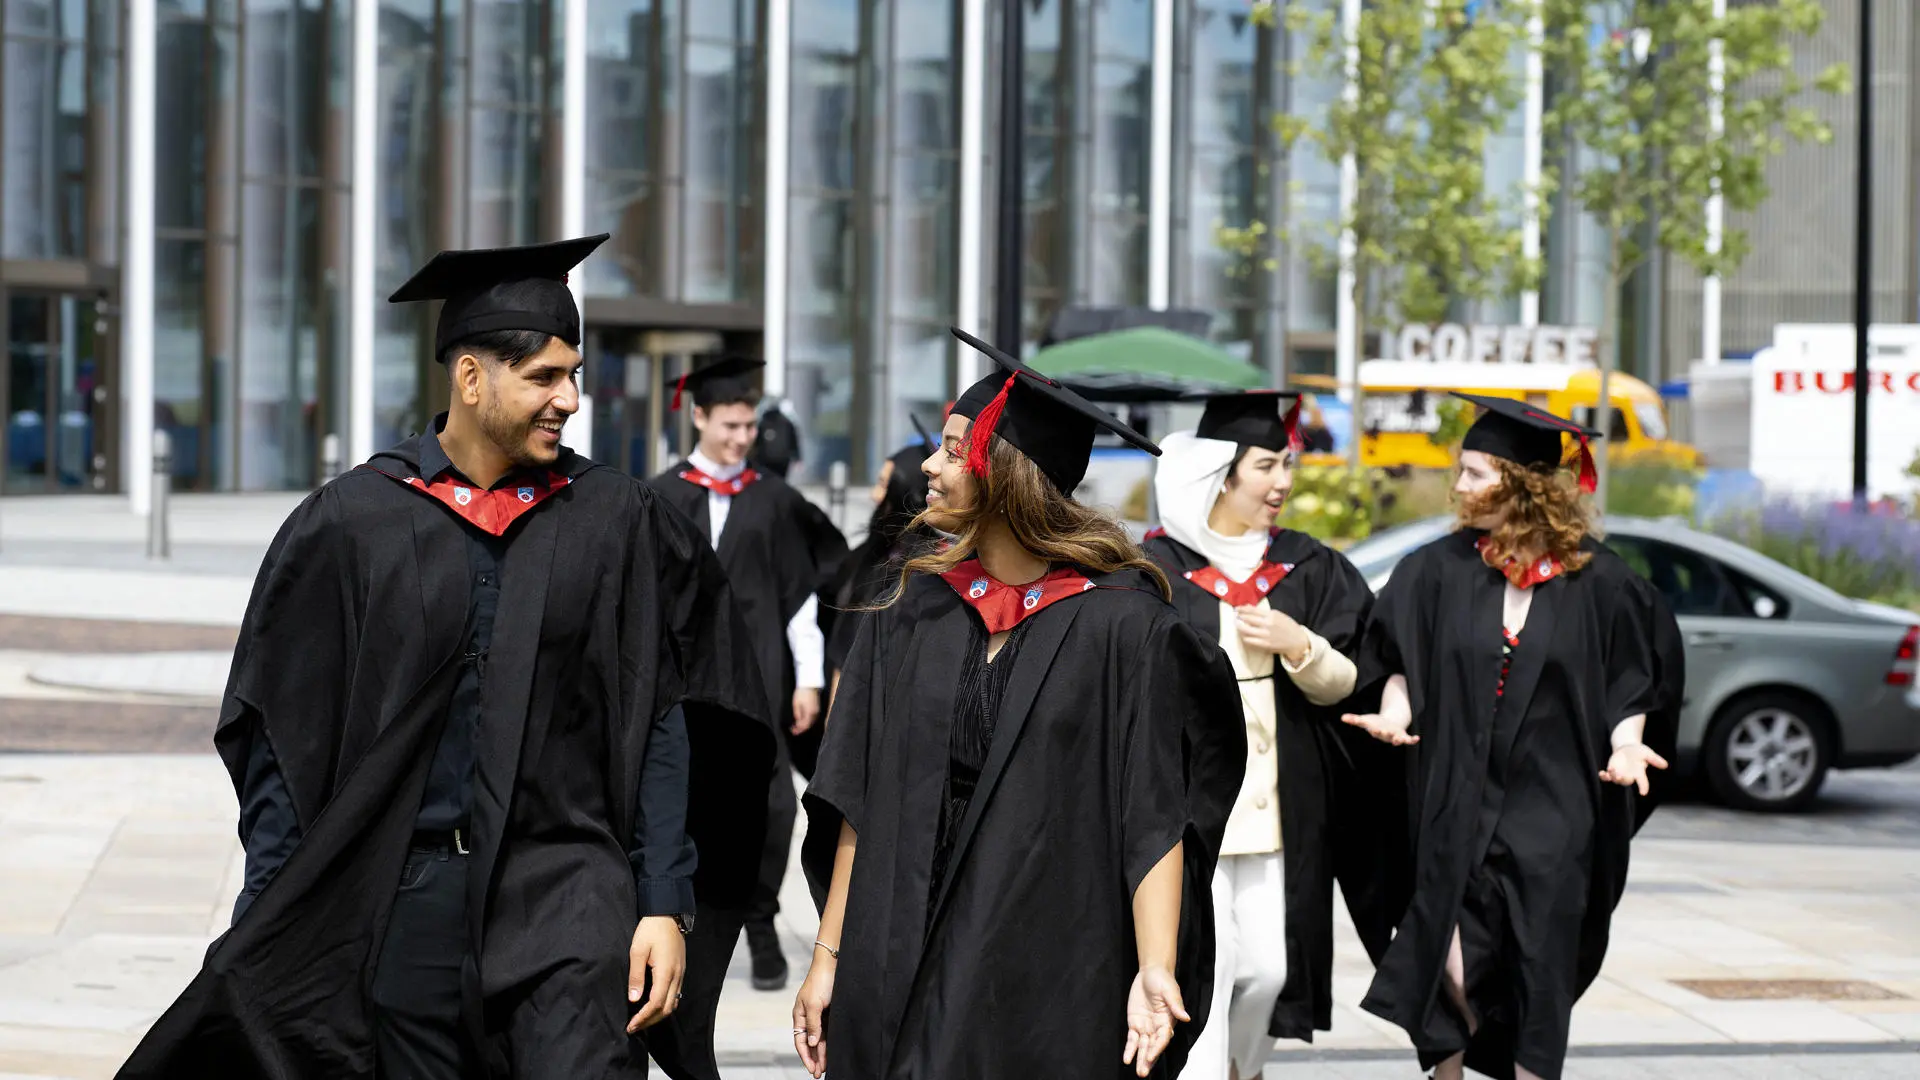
[872,0,959,468]
[786,0,860,471]
[238,0,352,490]
[153,1,239,488]
[373,0,439,449]
[2,0,116,261]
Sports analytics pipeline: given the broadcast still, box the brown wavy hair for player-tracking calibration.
[1458,456,1597,584]
[881,433,1171,606]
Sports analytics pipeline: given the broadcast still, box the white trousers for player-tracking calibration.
[1182,851,1288,1080]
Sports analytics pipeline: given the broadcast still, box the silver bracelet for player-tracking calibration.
[813,940,840,959]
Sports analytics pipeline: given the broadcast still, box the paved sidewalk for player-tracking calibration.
[3,754,1919,1079]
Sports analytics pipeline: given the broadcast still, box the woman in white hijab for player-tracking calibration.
[1144,392,1410,1079]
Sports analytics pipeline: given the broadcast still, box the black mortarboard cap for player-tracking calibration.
[948,328,1160,495]
[670,356,765,412]
[1454,392,1603,492]
[1194,390,1305,452]
[389,233,608,357]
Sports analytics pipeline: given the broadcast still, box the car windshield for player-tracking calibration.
[1634,402,1669,441]
[1345,516,1454,579]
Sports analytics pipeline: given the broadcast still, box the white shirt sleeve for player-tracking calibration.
[787,593,826,690]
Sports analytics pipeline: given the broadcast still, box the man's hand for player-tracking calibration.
[1122,964,1190,1077]
[1600,743,1670,796]
[625,916,686,1033]
[791,687,823,736]
[1234,606,1311,664]
[1341,709,1420,747]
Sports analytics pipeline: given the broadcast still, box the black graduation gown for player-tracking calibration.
[647,464,848,729]
[804,568,1248,1080]
[118,440,776,1080]
[1353,531,1684,1080]
[1142,530,1411,1043]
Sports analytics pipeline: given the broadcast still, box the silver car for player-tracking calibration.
[1343,515,1920,812]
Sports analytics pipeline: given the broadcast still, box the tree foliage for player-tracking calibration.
[1244,0,1537,329]
[1537,0,1843,508]
[1538,0,1844,286]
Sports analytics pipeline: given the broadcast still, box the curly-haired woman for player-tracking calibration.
[792,329,1247,1080]
[1342,394,1686,1080]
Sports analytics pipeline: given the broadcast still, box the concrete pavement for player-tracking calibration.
[3,753,1919,1078]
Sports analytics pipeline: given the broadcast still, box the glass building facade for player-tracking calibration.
[9,0,1797,497]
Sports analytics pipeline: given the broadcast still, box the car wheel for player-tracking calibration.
[1701,691,1832,813]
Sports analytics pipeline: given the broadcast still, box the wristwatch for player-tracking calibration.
[672,912,696,936]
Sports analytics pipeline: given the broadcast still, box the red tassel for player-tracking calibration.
[1577,437,1598,494]
[965,374,1016,477]
[1282,399,1304,452]
[671,372,690,412]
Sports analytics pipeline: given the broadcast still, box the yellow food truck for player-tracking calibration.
[1291,361,1698,470]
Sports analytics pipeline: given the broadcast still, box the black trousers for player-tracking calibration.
[748,729,799,928]
[370,842,470,1080]
[641,900,748,1080]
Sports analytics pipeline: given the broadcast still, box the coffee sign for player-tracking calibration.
[1395,323,1600,366]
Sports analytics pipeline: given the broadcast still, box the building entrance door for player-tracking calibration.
[588,328,727,479]
[2,290,114,494]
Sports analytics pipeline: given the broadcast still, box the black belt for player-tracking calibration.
[410,828,471,855]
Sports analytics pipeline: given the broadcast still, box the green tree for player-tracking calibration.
[1244,0,1539,470]
[1538,0,1844,511]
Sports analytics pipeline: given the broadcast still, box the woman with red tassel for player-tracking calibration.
[791,328,1247,1079]
[1340,394,1686,1080]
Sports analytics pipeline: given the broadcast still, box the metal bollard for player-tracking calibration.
[827,461,848,535]
[321,433,342,483]
[148,429,172,561]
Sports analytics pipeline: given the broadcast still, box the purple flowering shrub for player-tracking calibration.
[1705,500,1920,608]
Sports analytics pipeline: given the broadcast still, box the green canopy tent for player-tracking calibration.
[1027,326,1270,402]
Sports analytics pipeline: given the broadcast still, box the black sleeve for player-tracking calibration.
[231,716,302,926]
[630,703,698,918]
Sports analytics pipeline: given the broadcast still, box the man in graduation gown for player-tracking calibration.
[118,235,776,1080]
[1344,395,1685,1080]
[648,358,848,1003]
[1141,391,1411,1054]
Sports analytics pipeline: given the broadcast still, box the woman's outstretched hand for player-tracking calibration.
[1122,964,1189,1077]
[1341,709,1420,746]
[1600,743,1670,796]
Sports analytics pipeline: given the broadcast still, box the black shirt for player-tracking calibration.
[233,427,697,923]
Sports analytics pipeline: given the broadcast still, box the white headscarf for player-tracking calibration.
[1152,431,1268,580]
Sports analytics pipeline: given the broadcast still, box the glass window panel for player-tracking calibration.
[1088,213,1147,306]
[893,0,954,155]
[469,0,543,106]
[243,0,323,181]
[587,0,653,177]
[1,42,88,258]
[1189,0,1257,149]
[374,0,432,448]
[792,0,857,51]
[1094,0,1151,62]
[467,107,542,247]
[1091,58,1148,213]
[683,38,754,301]
[890,153,954,320]
[5,296,52,493]
[239,182,321,490]
[155,236,208,482]
[6,0,87,36]
[687,0,748,41]
[883,319,951,456]
[787,193,856,465]
[790,39,857,193]
[587,173,656,297]
[90,0,119,48]
[154,19,208,229]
